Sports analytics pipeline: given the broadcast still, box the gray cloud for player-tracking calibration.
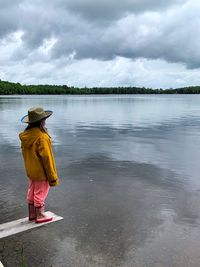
[57,0,187,21]
[0,0,200,88]
[0,6,19,37]
[48,0,200,69]
[0,0,21,8]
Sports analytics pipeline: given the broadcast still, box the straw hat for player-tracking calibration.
[21,107,53,123]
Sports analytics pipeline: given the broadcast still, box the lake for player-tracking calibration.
[1,94,200,267]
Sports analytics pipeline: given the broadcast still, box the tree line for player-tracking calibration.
[1,80,200,94]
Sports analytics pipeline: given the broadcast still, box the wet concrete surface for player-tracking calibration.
[1,151,200,267]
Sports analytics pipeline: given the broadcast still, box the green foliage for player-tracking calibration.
[0,80,200,94]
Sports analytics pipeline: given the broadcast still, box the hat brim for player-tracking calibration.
[21,110,53,123]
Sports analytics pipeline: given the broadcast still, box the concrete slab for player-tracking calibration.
[0,212,63,239]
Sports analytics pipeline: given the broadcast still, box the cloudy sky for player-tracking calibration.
[0,0,200,88]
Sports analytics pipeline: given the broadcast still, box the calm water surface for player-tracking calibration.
[1,95,200,267]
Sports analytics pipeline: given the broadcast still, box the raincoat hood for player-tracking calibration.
[19,128,44,148]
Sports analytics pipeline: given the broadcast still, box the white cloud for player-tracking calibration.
[38,37,58,56]
[1,55,200,89]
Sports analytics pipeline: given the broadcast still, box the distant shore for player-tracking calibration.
[1,80,200,94]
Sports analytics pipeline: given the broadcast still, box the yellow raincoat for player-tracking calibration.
[19,127,59,186]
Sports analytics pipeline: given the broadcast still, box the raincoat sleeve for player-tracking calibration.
[37,135,59,186]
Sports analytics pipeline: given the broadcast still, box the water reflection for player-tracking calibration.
[1,95,200,266]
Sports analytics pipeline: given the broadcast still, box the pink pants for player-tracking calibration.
[27,179,50,207]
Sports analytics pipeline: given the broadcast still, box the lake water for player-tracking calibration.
[1,95,200,267]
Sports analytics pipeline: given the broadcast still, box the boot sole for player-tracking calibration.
[35,218,53,224]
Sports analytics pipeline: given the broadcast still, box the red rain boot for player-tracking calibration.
[35,205,53,223]
[28,203,36,221]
